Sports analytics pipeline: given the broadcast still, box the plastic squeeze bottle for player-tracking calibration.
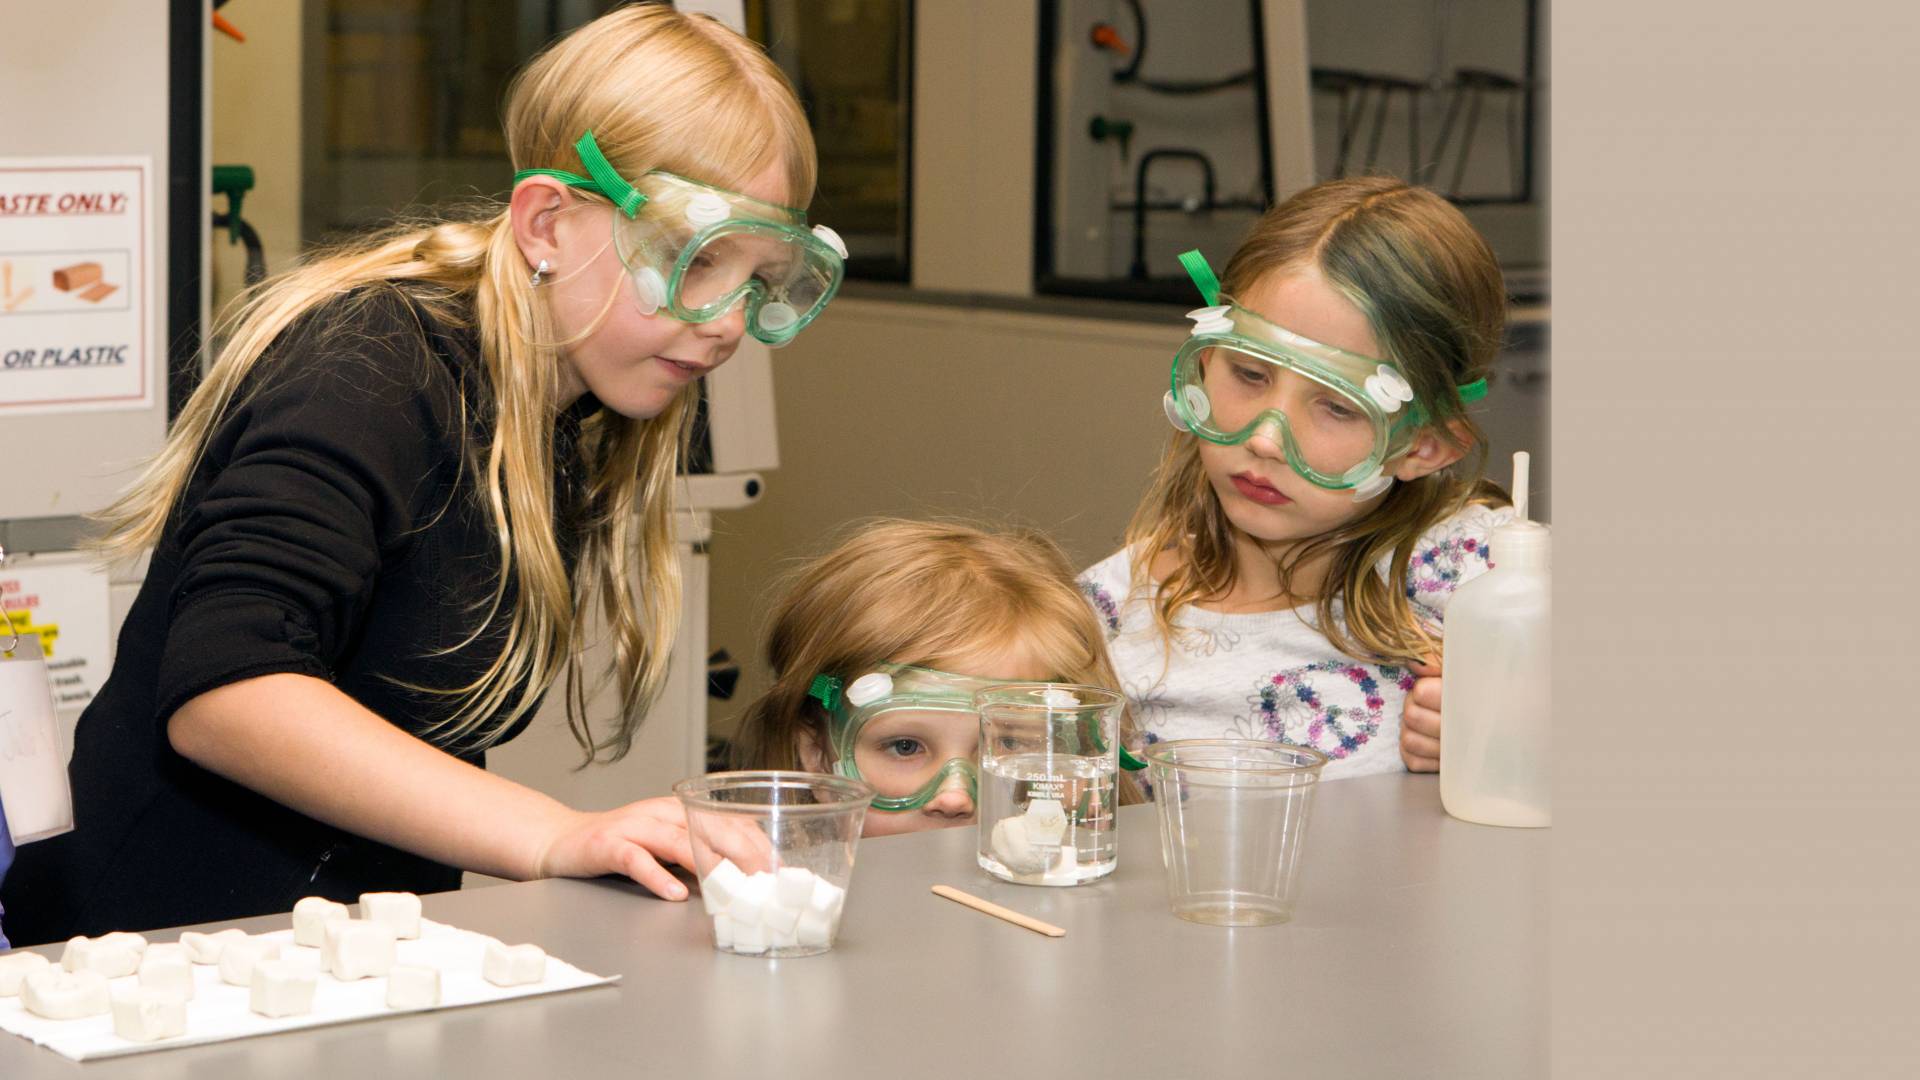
[1439,451,1550,828]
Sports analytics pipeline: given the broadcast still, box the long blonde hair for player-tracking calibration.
[729,519,1144,804]
[1126,177,1510,665]
[95,5,817,761]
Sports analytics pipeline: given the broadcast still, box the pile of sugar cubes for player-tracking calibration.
[0,891,549,1044]
[698,859,845,955]
[988,797,1076,881]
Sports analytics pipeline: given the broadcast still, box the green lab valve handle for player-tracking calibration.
[212,164,256,245]
[1089,115,1134,161]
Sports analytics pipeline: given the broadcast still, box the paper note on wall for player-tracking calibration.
[0,553,112,713]
[0,156,154,414]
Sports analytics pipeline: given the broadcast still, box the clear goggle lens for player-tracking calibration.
[1180,341,1385,476]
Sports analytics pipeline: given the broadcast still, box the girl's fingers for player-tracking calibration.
[619,814,694,871]
[1400,730,1441,770]
[1403,701,1443,739]
[615,841,689,900]
[1409,659,1442,679]
[1408,677,1443,711]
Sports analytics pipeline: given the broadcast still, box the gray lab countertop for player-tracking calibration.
[3,772,1546,1078]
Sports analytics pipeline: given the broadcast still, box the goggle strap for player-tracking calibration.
[1178,248,1222,306]
[807,674,842,713]
[508,132,648,219]
[1119,746,1149,771]
[1456,376,1489,404]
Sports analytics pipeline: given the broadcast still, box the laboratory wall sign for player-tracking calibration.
[0,156,154,414]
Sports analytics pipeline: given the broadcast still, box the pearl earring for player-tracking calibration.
[529,259,551,286]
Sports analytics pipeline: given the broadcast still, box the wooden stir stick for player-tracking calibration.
[930,885,1066,938]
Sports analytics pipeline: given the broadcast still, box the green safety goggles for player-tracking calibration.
[808,665,996,812]
[515,131,846,346]
[1163,249,1488,500]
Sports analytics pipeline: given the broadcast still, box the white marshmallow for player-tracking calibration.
[137,948,196,1001]
[0,950,52,996]
[275,944,325,977]
[358,892,422,940]
[481,941,546,987]
[62,935,141,978]
[249,959,317,1018]
[180,928,248,965]
[1024,798,1069,846]
[218,936,278,987]
[796,907,834,949]
[98,931,149,955]
[729,918,768,955]
[386,964,441,1009]
[806,875,847,920]
[292,896,352,946]
[21,967,111,1020]
[774,866,816,910]
[729,871,776,926]
[711,914,734,949]
[143,942,188,964]
[110,986,187,1042]
[700,858,748,916]
[324,919,397,981]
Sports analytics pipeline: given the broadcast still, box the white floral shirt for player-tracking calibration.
[1079,504,1513,782]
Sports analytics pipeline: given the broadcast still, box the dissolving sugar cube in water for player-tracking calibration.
[978,753,1116,885]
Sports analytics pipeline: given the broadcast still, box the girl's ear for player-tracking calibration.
[1390,419,1472,481]
[508,176,572,274]
[795,725,828,772]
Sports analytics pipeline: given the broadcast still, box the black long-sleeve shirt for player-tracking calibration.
[2,286,594,944]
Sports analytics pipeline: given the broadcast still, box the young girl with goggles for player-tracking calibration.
[517,129,846,346]
[1084,177,1518,783]
[729,520,1144,836]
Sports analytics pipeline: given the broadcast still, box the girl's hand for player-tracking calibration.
[1400,660,1443,773]
[532,796,695,900]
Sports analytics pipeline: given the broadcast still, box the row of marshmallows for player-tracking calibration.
[698,860,846,955]
[0,892,546,1043]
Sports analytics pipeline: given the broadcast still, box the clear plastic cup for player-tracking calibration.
[1143,740,1330,926]
[974,683,1124,886]
[673,771,872,958]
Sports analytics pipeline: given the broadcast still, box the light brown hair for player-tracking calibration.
[729,519,1144,804]
[95,5,815,760]
[1126,176,1511,664]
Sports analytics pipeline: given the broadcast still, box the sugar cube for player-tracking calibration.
[1042,844,1081,885]
[21,968,111,1020]
[180,928,248,964]
[325,919,397,981]
[729,871,776,926]
[807,875,847,920]
[0,951,51,997]
[711,914,734,949]
[796,907,834,949]
[249,959,317,1018]
[481,941,546,986]
[1024,798,1068,846]
[218,936,278,987]
[385,964,441,1009]
[358,892,422,940]
[137,947,196,1000]
[769,923,801,950]
[292,896,352,946]
[700,858,748,916]
[110,986,187,1042]
[775,866,816,909]
[729,918,768,955]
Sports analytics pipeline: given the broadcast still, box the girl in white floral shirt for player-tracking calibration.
[1083,177,1516,781]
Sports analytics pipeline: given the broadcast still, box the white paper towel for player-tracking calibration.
[0,919,615,1061]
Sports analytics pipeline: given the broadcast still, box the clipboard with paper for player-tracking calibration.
[0,546,73,847]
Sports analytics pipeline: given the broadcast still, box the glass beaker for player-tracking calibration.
[1143,739,1329,926]
[973,683,1123,886]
